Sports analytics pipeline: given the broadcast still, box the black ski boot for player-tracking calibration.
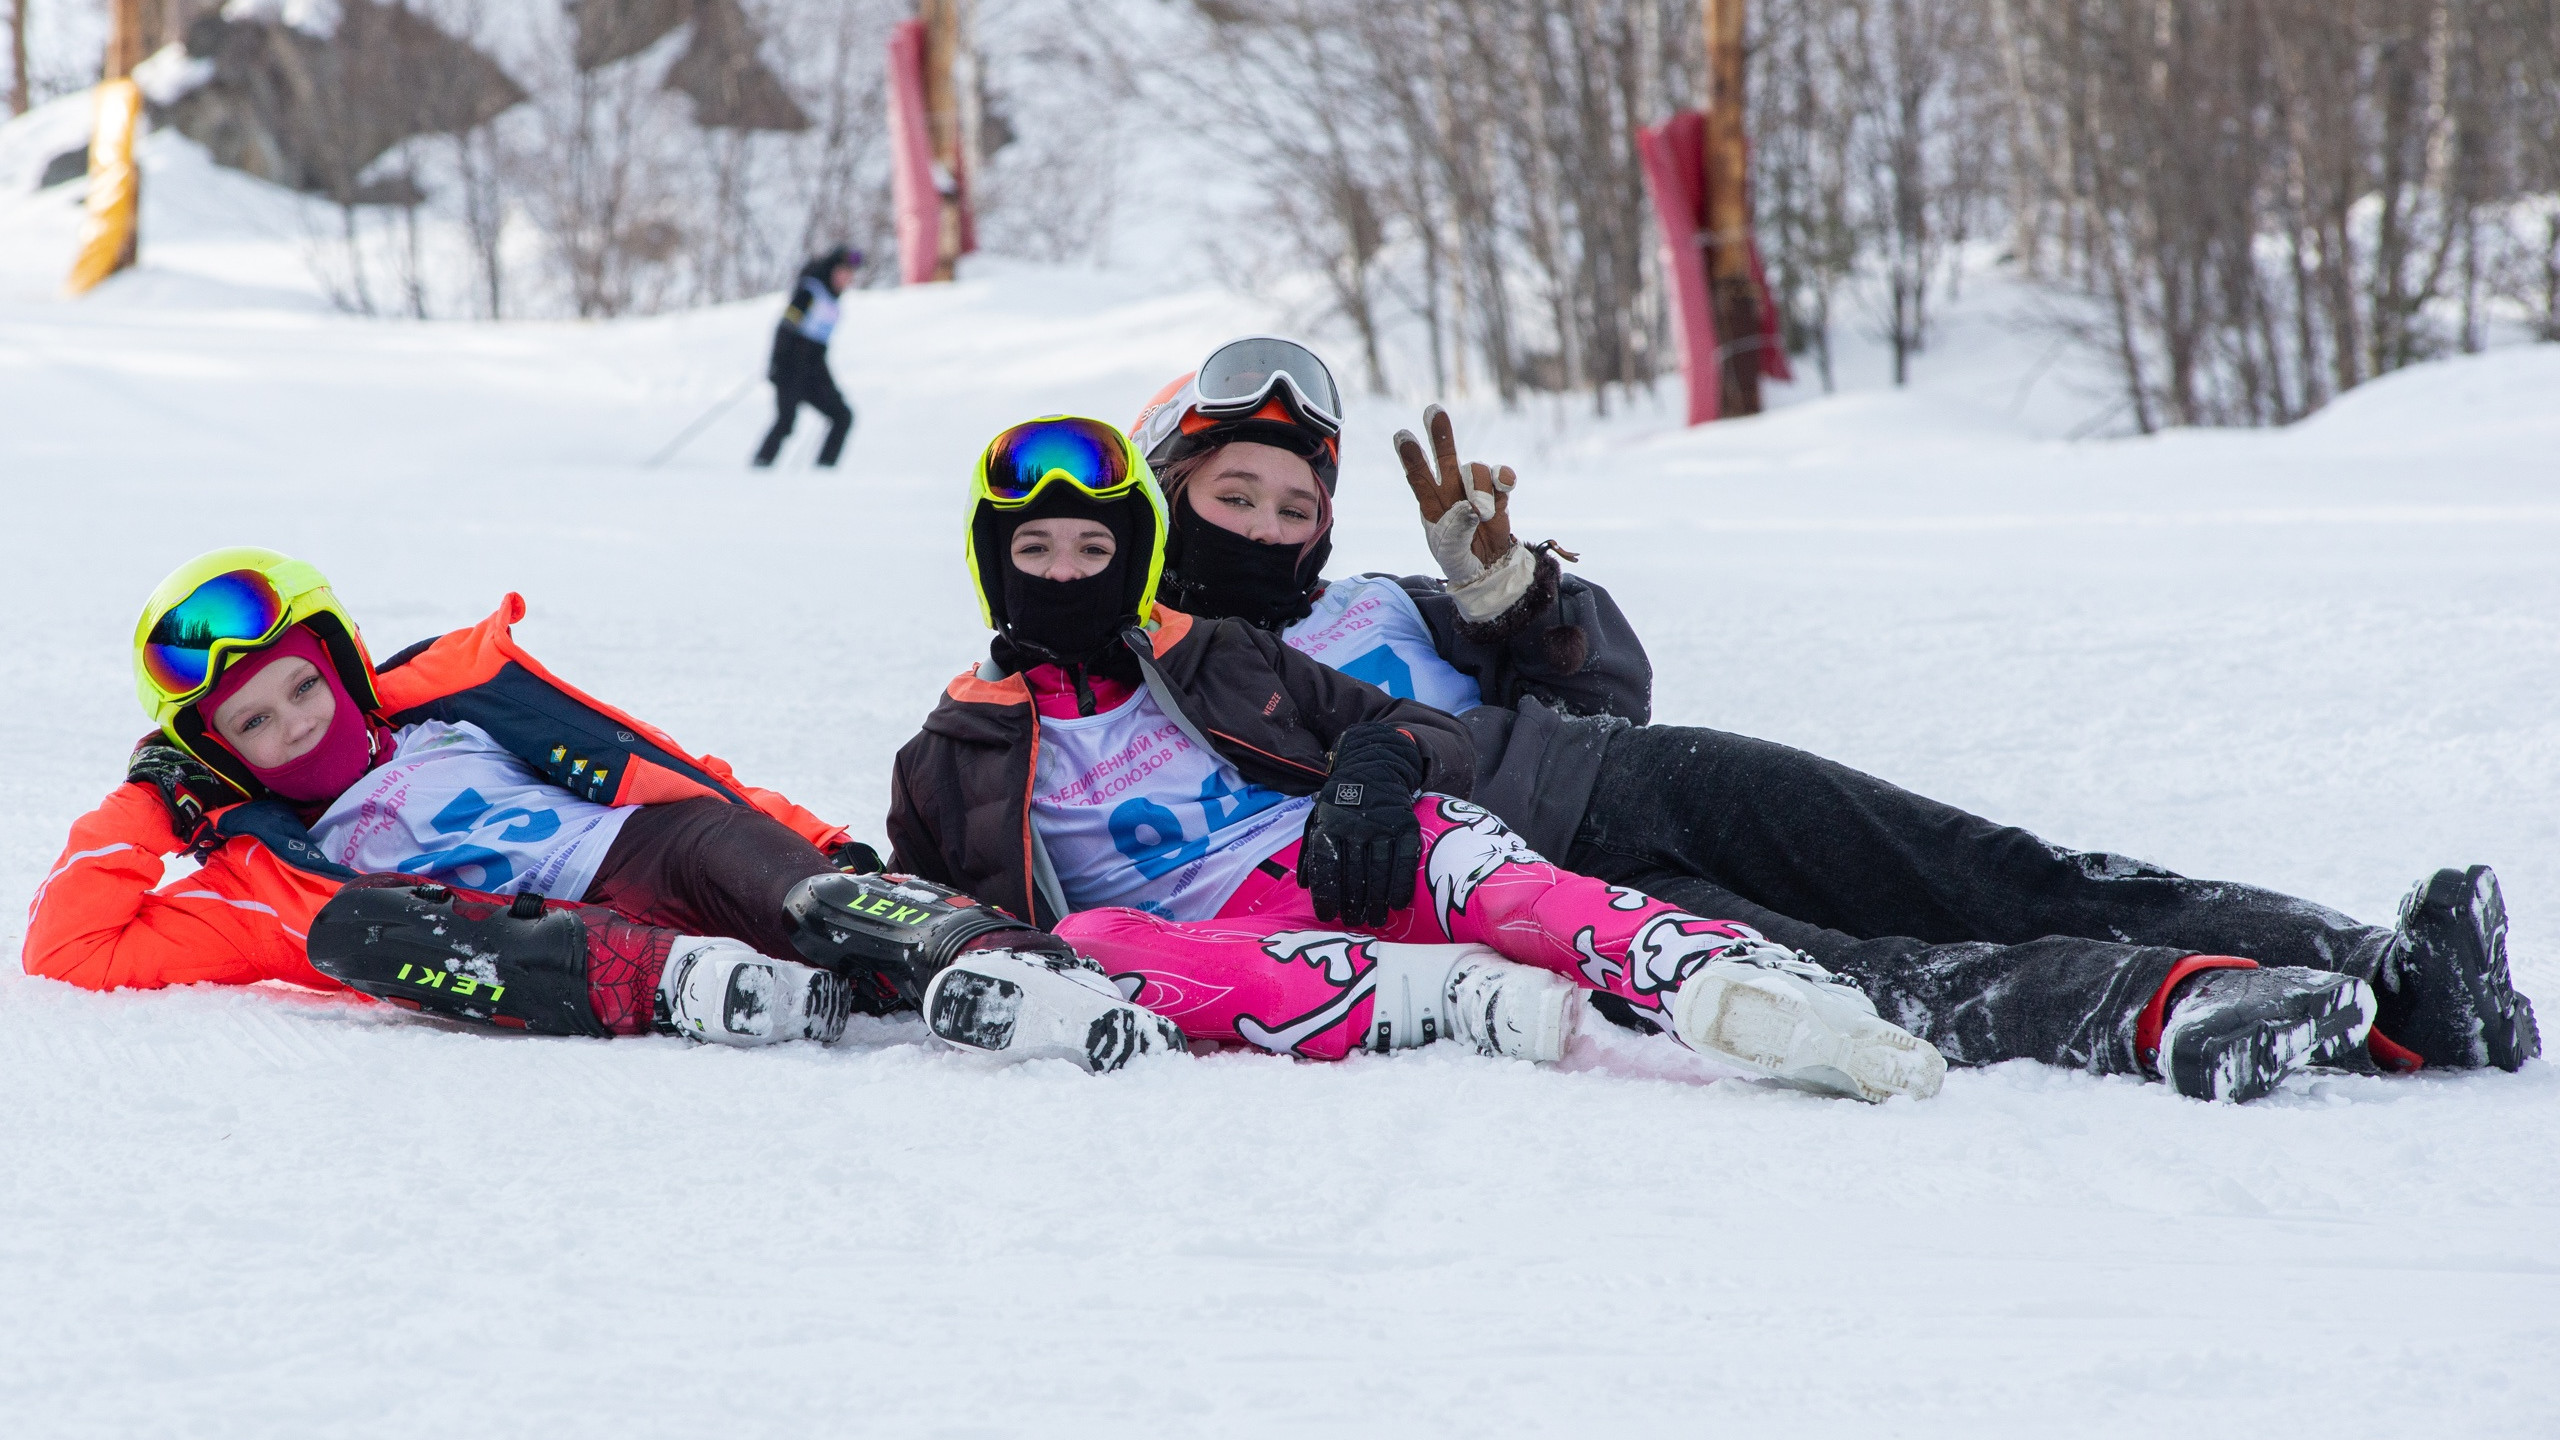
[2158,966,2375,1103]
[313,875,853,1045]
[783,869,1076,1008]
[309,875,619,1036]
[2382,866,2542,1070]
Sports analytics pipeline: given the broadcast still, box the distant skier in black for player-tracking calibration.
[753,246,860,469]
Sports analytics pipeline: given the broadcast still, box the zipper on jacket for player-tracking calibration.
[1118,626,1330,783]
[1205,729,1327,779]
[1021,720,1042,924]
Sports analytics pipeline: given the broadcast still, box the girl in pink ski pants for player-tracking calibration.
[1056,794,1768,1059]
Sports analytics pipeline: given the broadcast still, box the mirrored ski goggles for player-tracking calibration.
[139,568,292,705]
[975,416,1144,507]
[1193,336,1342,437]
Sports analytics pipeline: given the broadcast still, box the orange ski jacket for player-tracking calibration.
[23,595,848,994]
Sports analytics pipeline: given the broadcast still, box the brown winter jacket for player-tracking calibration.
[885,606,1474,927]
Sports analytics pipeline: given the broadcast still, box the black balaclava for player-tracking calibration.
[1157,423,1336,632]
[976,485,1151,706]
[1161,500,1330,631]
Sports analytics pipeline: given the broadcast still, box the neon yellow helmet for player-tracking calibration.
[133,547,380,790]
[965,415,1169,629]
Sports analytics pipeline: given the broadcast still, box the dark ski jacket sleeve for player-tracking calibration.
[1381,549,1650,859]
[1388,546,1651,724]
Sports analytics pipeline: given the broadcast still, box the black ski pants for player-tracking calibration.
[1565,724,2396,1077]
[583,798,834,961]
[754,360,853,467]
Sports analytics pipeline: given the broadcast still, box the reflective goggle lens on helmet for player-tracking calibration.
[140,568,289,700]
[981,416,1135,504]
[1193,337,1342,433]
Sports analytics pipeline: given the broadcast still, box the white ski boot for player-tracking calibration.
[655,937,851,1046]
[1669,944,1944,1102]
[1364,943,1580,1064]
[923,949,1189,1073]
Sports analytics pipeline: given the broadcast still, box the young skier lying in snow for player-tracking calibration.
[878,412,1949,1101]
[1100,334,2541,1100]
[23,548,939,1045]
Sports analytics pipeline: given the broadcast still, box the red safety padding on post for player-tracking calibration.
[886,20,940,286]
[1635,111,1720,427]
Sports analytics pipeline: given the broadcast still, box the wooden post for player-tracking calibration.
[1702,0,1762,416]
[919,0,972,282]
[92,0,150,282]
[105,0,148,79]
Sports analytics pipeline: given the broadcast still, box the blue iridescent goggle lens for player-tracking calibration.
[980,417,1136,505]
[141,569,289,702]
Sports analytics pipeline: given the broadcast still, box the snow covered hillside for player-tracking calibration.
[4,133,2557,1439]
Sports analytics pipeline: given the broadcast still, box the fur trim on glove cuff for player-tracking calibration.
[1538,623,1590,677]
[1452,545,1562,643]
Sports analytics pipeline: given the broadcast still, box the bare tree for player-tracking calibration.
[1159,1,1686,412]
[9,0,28,116]
[1977,0,2559,430]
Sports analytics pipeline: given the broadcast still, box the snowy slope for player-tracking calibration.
[4,136,2558,1439]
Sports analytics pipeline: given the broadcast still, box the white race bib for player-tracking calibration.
[1284,575,1484,714]
[1032,689,1311,920]
[311,720,636,900]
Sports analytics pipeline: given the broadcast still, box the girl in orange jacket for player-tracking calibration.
[24,548,892,1044]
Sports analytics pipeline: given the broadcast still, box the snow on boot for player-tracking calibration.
[924,949,1188,1074]
[309,875,622,1036]
[2156,965,2374,1103]
[655,937,851,1047]
[2383,866,2541,1071]
[1668,944,1945,1103]
[1361,943,1578,1063]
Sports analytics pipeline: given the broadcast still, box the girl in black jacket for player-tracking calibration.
[1121,335,2538,1102]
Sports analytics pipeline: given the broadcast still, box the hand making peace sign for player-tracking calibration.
[1393,403,1519,570]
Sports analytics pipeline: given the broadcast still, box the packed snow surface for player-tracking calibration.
[3,134,2557,1439]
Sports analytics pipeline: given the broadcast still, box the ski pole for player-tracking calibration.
[643,372,763,469]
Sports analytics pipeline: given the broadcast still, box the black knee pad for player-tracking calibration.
[783,871,1070,1009]
[308,875,608,1037]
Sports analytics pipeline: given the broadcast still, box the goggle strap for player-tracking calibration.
[977,470,1146,509]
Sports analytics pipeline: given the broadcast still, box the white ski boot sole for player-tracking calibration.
[658,940,850,1047]
[1673,960,1946,1103]
[925,950,1188,1074]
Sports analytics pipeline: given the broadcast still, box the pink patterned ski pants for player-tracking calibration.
[1052,795,1769,1059]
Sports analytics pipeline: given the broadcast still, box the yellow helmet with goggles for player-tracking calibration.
[133,548,381,790]
[964,415,1169,630]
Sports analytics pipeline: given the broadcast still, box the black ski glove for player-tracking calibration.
[127,736,231,859]
[1298,722,1425,927]
[826,837,885,874]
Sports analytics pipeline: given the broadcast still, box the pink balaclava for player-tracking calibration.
[200,627,386,803]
